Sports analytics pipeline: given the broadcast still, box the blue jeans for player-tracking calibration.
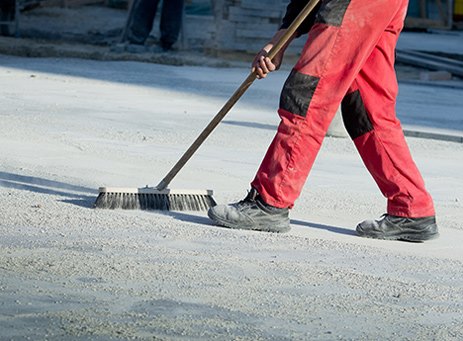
[124,0,184,48]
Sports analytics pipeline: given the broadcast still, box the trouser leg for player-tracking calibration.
[159,0,185,48]
[0,0,15,36]
[124,0,160,44]
[251,0,413,209]
[341,27,435,217]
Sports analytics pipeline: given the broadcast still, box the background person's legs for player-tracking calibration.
[0,0,16,36]
[159,0,185,50]
[123,0,161,45]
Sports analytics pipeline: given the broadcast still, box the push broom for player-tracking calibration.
[94,0,321,211]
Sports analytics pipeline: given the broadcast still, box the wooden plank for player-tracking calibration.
[64,0,105,7]
[404,130,463,144]
[420,0,427,18]
[237,28,277,39]
[405,16,446,28]
[38,0,64,7]
[396,50,463,77]
[234,22,279,32]
[229,41,268,53]
[228,6,283,20]
[435,0,447,22]
[401,50,463,69]
[39,0,104,7]
[240,0,283,10]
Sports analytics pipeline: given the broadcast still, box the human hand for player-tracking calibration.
[251,29,292,79]
[252,45,280,79]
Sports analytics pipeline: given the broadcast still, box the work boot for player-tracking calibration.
[208,189,290,233]
[356,214,439,242]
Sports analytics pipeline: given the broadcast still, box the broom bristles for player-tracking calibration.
[94,187,216,211]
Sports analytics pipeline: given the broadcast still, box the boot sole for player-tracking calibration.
[208,210,291,233]
[356,225,439,242]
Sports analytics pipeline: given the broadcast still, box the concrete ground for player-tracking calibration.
[0,4,462,341]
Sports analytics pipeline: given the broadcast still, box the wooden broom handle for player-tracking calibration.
[156,0,321,190]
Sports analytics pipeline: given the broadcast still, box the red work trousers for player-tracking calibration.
[251,0,435,218]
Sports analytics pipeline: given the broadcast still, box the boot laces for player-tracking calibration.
[236,189,258,206]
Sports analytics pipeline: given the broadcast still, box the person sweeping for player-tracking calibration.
[208,0,439,241]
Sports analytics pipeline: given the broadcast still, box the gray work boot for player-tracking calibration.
[356,214,439,242]
[208,189,290,233]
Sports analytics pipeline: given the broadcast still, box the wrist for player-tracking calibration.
[270,29,287,45]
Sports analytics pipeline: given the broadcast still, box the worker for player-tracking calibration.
[208,0,439,242]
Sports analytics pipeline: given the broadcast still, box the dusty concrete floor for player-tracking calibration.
[0,55,462,340]
[1,5,462,340]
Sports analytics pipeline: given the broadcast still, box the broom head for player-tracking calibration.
[94,187,216,211]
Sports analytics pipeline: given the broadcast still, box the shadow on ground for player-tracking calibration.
[291,219,357,236]
[164,210,358,237]
[0,171,97,207]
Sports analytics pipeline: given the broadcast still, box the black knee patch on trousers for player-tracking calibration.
[341,90,374,139]
[315,0,351,26]
[280,69,320,118]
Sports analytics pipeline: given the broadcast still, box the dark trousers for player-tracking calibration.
[124,0,184,47]
[0,0,16,36]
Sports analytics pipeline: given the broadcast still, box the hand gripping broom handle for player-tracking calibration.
[156,0,320,190]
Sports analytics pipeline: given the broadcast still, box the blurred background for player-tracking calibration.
[0,0,461,51]
[0,0,461,90]
[1,0,461,140]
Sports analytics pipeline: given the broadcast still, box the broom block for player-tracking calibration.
[98,187,214,196]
